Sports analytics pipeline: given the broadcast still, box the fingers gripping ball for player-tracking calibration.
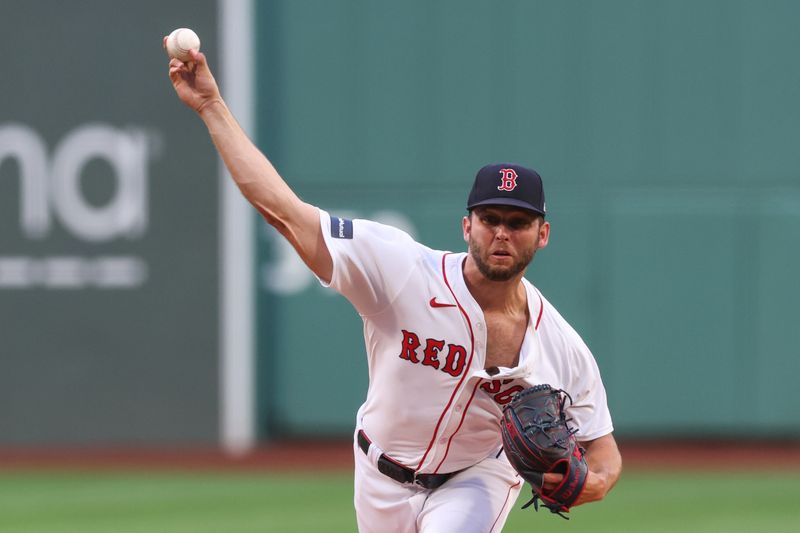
[500,384,588,519]
[167,28,201,62]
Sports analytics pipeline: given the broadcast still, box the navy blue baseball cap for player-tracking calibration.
[466,163,546,216]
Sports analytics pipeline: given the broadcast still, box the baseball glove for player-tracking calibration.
[500,384,588,518]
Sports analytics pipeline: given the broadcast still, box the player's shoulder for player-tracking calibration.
[357,218,448,262]
[322,210,415,245]
[322,210,449,261]
[525,282,591,356]
[351,216,415,242]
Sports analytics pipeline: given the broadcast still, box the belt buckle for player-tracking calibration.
[412,471,425,488]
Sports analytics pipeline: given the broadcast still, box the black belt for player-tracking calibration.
[357,430,460,490]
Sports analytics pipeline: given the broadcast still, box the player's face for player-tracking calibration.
[463,206,549,282]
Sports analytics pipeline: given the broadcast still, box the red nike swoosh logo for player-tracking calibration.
[429,297,457,308]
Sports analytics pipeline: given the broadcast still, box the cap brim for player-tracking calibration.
[467,198,545,216]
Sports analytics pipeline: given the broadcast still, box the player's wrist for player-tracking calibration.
[196,97,225,117]
[578,471,609,505]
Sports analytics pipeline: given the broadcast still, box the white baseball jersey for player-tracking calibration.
[318,210,614,477]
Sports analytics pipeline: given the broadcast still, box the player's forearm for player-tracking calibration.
[579,434,622,504]
[198,99,303,227]
[196,99,331,280]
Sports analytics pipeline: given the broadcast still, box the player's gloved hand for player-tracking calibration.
[500,384,588,519]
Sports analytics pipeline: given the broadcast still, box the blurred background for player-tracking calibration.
[1,0,799,531]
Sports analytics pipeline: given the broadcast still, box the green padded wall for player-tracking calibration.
[254,0,800,438]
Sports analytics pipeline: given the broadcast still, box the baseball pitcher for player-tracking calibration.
[165,43,621,532]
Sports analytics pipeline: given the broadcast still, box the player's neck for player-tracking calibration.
[462,257,527,312]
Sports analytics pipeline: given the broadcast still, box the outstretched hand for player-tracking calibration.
[163,36,221,113]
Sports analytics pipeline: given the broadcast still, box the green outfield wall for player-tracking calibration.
[254,0,800,438]
[0,0,221,445]
[2,0,798,448]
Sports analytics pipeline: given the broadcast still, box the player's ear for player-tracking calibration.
[462,214,471,243]
[537,220,550,249]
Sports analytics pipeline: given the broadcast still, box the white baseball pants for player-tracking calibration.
[353,437,523,533]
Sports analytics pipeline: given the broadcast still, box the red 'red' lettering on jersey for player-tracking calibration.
[441,344,467,377]
[497,168,518,191]
[422,338,445,369]
[398,329,421,363]
[397,330,468,377]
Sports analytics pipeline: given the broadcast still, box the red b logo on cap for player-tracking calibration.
[497,168,518,191]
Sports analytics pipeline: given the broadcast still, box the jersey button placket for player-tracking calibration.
[474,321,486,357]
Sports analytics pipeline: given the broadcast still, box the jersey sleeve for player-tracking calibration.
[565,337,614,442]
[318,209,419,316]
[538,295,614,441]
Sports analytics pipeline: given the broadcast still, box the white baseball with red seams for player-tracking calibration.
[318,210,613,533]
[166,28,200,62]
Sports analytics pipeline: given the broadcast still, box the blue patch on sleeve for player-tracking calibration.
[330,215,353,239]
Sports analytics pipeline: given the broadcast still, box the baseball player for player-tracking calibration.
[167,47,621,532]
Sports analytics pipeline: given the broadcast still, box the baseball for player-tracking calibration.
[166,28,201,62]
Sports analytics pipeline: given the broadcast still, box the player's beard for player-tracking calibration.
[468,236,536,282]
